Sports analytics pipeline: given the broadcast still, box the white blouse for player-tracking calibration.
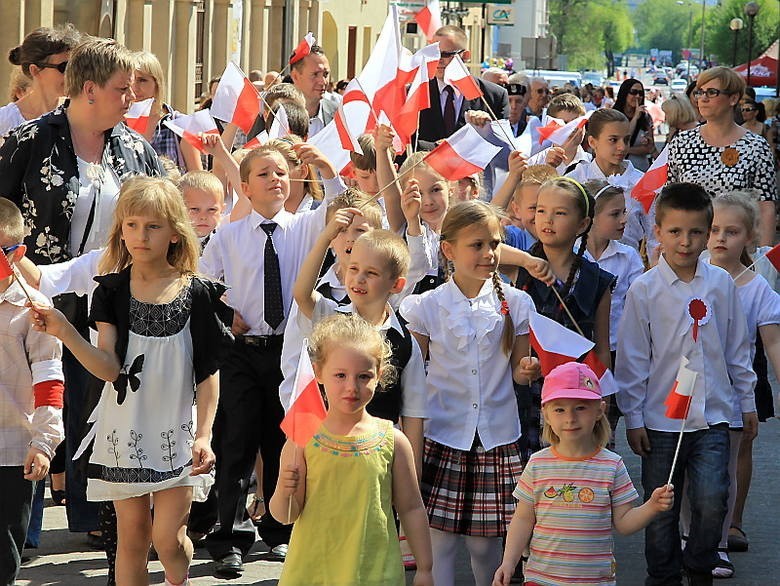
[400,278,535,451]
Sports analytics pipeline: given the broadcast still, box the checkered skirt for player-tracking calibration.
[421,437,524,537]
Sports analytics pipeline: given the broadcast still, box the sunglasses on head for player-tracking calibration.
[627,89,644,96]
[1,244,22,255]
[36,61,68,74]
[440,49,465,58]
[692,88,732,99]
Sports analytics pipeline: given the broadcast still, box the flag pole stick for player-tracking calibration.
[454,57,516,147]
[358,154,430,211]
[733,245,779,281]
[352,77,382,128]
[549,285,586,338]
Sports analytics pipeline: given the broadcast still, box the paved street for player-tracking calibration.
[17,418,780,585]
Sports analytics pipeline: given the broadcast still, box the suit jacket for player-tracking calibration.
[416,77,509,150]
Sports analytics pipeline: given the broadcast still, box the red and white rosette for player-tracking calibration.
[687,297,711,342]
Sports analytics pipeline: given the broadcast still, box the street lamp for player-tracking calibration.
[744,2,760,86]
[730,18,744,67]
[677,1,694,79]
[699,0,706,70]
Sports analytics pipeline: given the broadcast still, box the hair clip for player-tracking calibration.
[500,299,510,316]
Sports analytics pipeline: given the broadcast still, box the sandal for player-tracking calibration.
[727,525,748,552]
[712,550,734,579]
[247,495,265,523]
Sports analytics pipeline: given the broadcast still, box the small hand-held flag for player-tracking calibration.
[280,341,327,447]
[415,0,442,42]
[124,98,154,134]
[631,144,669,213]
[664,356,698,420]
[423,124,501,181]
[528,312,594,376]
[163,109,220,154]
[290,32,316,65]
[443,54,483,101]
[0,247,35,305]
[210,62,261,134]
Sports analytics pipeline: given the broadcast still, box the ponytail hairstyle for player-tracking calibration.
[440,200,515,355]
[586,108,629,139]
[712,190,760,268]
[583,179,624,214]
[527,177,595,299]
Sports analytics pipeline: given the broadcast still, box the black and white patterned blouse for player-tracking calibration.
[0,103,165,265]
[667,126,777,201]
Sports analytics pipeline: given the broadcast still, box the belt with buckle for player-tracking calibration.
[236,334,284,349]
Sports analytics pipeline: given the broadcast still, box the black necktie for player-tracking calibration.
[261,223,284,330]
[442,85,456,137]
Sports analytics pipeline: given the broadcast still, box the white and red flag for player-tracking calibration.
[415,0,442,42]
[210,62,260,134]
[632,144,669,213]
[443,54,482,101]
[395,43,440,143]
[308,118,353,177]
[242,103,291,149]
[537,113,591,146]
[163,109,220,154]
[334,102,363,154]
[528,312,595,376]
[424,124,501,181]
[664,356,697,420]
[125,98,154,134]
[582,351,618,397]
[765,243,780,271]
[290,32,316,65]
[280,341,327,447]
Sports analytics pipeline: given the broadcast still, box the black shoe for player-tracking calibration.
[686,570,714,586]
[215,553,244,577]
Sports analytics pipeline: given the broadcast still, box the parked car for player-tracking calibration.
[670,79,688,92]
[653,76,669,85]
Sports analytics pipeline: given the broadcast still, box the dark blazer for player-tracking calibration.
[416,77,509,150]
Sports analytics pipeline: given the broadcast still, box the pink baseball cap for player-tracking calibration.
[541,362,602,405]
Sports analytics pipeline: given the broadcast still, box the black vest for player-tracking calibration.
[365,316,413,424]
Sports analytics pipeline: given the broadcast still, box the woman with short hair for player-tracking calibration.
[661,93,698,145]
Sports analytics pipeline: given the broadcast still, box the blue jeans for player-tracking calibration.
[24,479,45,548]
[642,427,729,586]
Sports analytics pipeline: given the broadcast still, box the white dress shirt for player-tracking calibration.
[400,279,535,451]
[616,255,756,433]
[436,78,464,121]
[583,240,644,350]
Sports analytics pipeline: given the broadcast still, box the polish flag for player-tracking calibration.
[424,124,501,181]
[210,62,260,134]
[538,113,590,146]
[308,118,353,176]
[163,109,220,154]
[528,312,595,376]
[582,351,618,397]
[765,243,780,271]
[243,132,265,149]
[125,98,154,134]
[443,54,482,101]
[290,32,316,65]
[632,144,668,213]
[242,104,290,149]
[395,44,440,144]
[280,341,327,447]
[415,0,442,42]
[334,103,363,154]
[664,356,697,420]
[0,246,14,280]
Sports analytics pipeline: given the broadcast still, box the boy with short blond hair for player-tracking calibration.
[349,134,379,195]
[0,197,64,584]
[179,170,226,247]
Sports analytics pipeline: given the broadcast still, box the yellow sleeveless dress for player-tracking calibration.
[278,418,404,586]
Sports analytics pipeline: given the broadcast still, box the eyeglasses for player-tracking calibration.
[627,89,644,97]
[692,88,732,99]
[36,61,68,74]
[535,88,550,95]
[1,244,22,255]
[440,49,465,58]
[741,106,757,112]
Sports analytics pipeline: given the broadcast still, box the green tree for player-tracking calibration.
[633,0,698,61]
[705,0,778,67]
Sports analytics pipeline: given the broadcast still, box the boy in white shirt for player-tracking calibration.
[0,198,64,584]
[178,170,226,250]
[616,183,757,586]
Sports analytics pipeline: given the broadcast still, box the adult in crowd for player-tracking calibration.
[661,93,698,145]
[417,25,509,149]
[0,36,165,554]
[7,67,32,102]
[0,25,81,140]
[740,98,771,144]
[585,86,609,111]
[613,78,655,171]
[132,50,202,173]
[289,44,334,137]
[506,73,530,136]
[481,66,509,87]
[526,76,550,119]
[667,67,777,246]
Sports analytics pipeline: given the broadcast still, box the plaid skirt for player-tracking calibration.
[421,437,523,537]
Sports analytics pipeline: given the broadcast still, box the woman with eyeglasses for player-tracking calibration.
[667,67,777,246]
[0,25,81,143]
[613,78,656,171]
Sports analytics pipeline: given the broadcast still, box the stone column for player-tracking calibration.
[125,0,146,50]
[151,0,175,103]
[25,0,55,29]
[249,0,267,71]
[0,1,24,97]
[212,0,231,72]
[172,0,198,112]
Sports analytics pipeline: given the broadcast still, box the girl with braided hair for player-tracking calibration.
[400,200,541,586]
[514,177,615,457]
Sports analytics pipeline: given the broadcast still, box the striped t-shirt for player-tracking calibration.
[514,446,639,586]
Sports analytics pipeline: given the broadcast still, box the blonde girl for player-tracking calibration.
[695,191,780,577]
[32,176,233,586]
[269,314,433,586]
[493,362,673,586]
[131,51,202,172]
[400,200,540,586]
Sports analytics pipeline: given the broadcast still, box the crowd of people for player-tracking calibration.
[0,19,778,586]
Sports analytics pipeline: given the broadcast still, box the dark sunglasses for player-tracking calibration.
[37,61,68,74]
[692,88,732,99]
[1,244,22,255]
[741,106,757,112]
[535,88,550,95]
[627,89,644,96]
[440,49,465,58]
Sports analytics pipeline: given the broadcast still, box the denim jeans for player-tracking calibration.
[24,479,45,548]
[642,427,729,586]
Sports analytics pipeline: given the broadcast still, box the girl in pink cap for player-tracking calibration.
[493,362,674,586]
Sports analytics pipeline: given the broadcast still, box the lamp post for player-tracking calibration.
[699,0,707,70]
[677,1,694,79]
[730,18,744,67]
[744,2,760,86]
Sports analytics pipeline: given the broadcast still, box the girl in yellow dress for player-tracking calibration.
[269,314,433,586]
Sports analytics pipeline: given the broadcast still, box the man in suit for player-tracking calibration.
[290,45,336,137]
[416,25,509,150]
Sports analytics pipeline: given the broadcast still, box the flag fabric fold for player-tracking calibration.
[163,109,220,154]
[308,119,353,176]
[290,32,316,65]
[210,62,260,134]
[537,113,591,146]
[582,351,618,397]
[443,54,482,101]
[664,356,697,420]
[424,124,502,181]
[632,144,669,213]
[124,98,154,134]
[395,44,440,143]
[280,341,327,447]
[415,0,442,42]
[764,243,780,271]
[528,312,595,376]
[0,248,14,280]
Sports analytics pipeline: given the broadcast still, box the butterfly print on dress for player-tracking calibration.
[113,354,145,405]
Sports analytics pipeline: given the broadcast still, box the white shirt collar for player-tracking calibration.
[249,207,294,231]
[0,277,34,307]
[335,302,404,335]
[656,253,706,286]
[436,77,461,98]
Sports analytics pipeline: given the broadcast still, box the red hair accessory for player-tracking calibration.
[500,300,510,316]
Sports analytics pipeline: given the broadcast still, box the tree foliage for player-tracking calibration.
[548,0,634,72]
[705,0,778,67]
[634,0,699,61]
